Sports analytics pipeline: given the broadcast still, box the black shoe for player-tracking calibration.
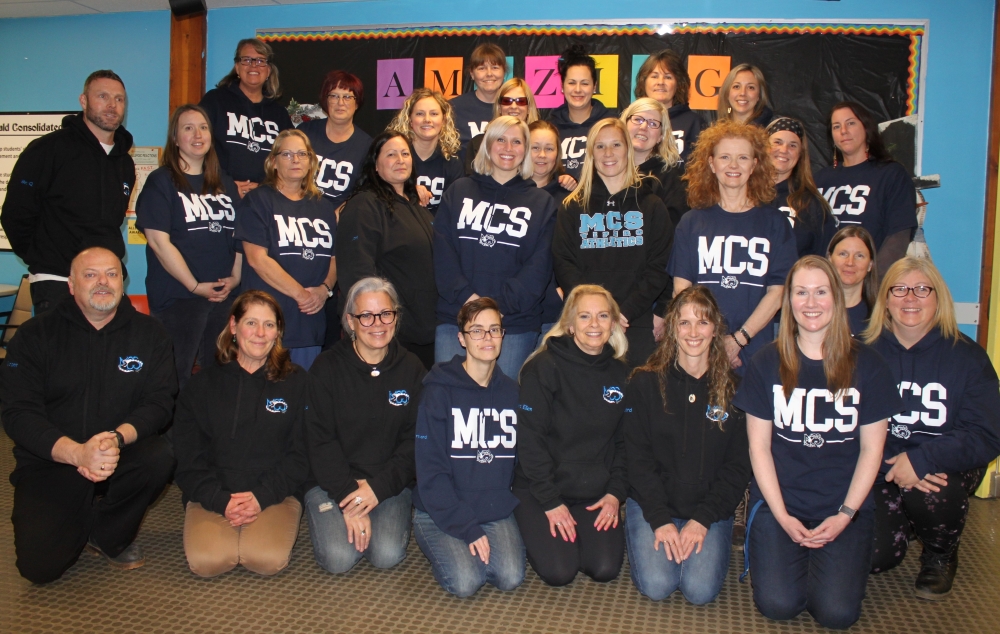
[732,488,750,549]
[85,540,146,571]
[914,545,958,600]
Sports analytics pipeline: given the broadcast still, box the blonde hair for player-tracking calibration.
[717,63,771,123]
[620,97,680,168]
[862,257,959,344]
[563,119,643,209]
[523,285,628,375]
[491,78,540,124]
[386,88,461,160]
[472,116,533,180]
[262,129,323,199]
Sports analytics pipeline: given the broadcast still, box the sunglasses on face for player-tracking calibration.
[499,96,529,107]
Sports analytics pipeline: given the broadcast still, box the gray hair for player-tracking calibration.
[341,277,403,337]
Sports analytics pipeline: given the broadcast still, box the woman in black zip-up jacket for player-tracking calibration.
[306,277,427,575]
[624,286,750,604]
[514,284,630,586]
[174,290,309,578]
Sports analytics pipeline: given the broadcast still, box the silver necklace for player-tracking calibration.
[354,341,381,377]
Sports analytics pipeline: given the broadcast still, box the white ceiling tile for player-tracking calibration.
[0,1,98,18]
[73,0,168,12]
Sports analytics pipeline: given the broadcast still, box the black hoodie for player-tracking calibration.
[624,365,750,530]
[666,104,706,166]
[307,338,427,503]
[514,335,629,509]
[199,82,293,182]
[336,190,437,346]
[1,113,135,277]
[638,154,689,228]
[870,327,1000,479]
[547,99,616,179]
[173,359,310,515]
[552,179,674,328]
[1,296,176,474]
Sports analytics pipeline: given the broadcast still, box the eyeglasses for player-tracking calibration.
[236,56,269,67]
[327,93,357,103]
[627,115,662,130]
[889,285,935,298]
[277,150,309,162]
[463,327,505,340]
[351,310,397,327]
[499,96,529,107]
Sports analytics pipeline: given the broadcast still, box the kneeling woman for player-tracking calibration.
[625,286,750,604]
[865,258,1000,599]
[514,285,630,586]
[413,297,525,597]
[306,277,427,573]
[174,290,310,577]
[734,256,899,629]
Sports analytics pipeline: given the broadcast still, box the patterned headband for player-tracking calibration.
[766,116,805,139]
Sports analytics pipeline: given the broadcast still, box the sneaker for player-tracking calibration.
[914,544,958,600]
[732,488,750,549]
[85,540,146,571]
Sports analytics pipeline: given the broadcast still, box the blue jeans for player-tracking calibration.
[435,323,538,380]
[413,510,525,597]
[289,346,322,370]
[748,503,874,630]
[624,498,733,605]
[304,486,412,574]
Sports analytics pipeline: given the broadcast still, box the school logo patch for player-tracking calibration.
[603,386,624,404]
[266,398,288,413]
[803,433,825,448]
[476,449,494,464]
[891,424,911,440]
[388,390,410,407]
[479,234,497,248]
[118,356,143,373]
[123,182,131,197]
[208,221,222,233]
[566,158,580,171]
[706,404,729,424]
[302,248,315,260]
[720,275,739,290]
[248,141,261,153]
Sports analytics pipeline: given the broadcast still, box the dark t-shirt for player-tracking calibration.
[773,179,839,257]
[450,91,495,148]
[298,119,372,206]
[414,147,464,211]
[668,204,797,365]
[814,160,917,249]
[235,186,336,348]
[847,301,870,337]
[135,168,240,313]
[734,342,900,521]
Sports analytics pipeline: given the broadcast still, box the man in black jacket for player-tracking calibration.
[1,248,176,584]
[1,70,136,314]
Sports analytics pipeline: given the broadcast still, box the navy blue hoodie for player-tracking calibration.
[413,356,520,544]
[414,146,464,211]
[434,173,557,334]
[547,99,616,179]
[666,104,706,166]
[870,327,1000,479]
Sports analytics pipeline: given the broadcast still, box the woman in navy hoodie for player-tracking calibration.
[434,115,557,378]
[515,285,630,586]
[865,258,1000,600]
[547,44,616,179]
[413,297,525,597]
[633,49,706,165]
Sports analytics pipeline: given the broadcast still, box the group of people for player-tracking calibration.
[1,37,998,632]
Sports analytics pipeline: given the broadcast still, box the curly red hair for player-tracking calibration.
[683,120,776,210]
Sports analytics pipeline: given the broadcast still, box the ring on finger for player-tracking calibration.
[360,529,366,536]
[354,496,363,506]
[100,463,106,471]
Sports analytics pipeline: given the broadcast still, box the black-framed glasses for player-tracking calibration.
[627,115,662,130]
[277,150,309,162]
[327,93,357,103]
[889,285,934,298]
[236,56,269,67]
[499,96,529,106]
[351,310,397,327]
[462,327,505,340]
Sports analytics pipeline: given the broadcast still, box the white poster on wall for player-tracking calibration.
[0,113,74,252]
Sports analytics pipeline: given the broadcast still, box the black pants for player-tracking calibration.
[625,326,656,369]
[10,435,175,584]
[152,294,235,391]
[29,280,71,315]
[400,340,435,370]
[513,487,624,586]
[871,468,983,573]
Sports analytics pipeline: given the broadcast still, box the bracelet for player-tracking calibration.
[190,281,199,293]
[739,327,752,344]
[731,333,746,349]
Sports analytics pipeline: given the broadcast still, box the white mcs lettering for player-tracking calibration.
[179,193,236,222]
[893,381,948,427]
[773,385,859,432]
[417,176,446,205]
[671,130,684,156]
[451,408,517,449]
[274,216,333,248]
[315,156,353,192]
[823,185,870,216]
[562,136,587,160]
[457,198,531,238]
[698,236,770,276]
[469,121,487,137]
[225,112,279,144]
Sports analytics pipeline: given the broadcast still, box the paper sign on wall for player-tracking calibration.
[425,58,464,99]
[592,55,620,109]
[525,56,563,108]
[377,59,413,110]
[687,55,731,111]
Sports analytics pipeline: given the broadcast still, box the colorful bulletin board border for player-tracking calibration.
[259,21,927,116]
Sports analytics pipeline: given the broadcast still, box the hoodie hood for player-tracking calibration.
[549,98,615,132]
[330,336,411,378]
[667,103,693,119]
[546,333,618,368]
[64,112,134,157]
[56,293,137,334]
[424,354,512,391]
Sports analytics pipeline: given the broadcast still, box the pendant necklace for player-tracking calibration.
[354,340,381,377]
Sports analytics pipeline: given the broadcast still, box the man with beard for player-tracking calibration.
[2,70,137,314]
[0,248,176,584]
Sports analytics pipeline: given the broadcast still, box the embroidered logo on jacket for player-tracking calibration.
[118,356,143,372]
[302,248,315,260]
[477,449,495,463]
[266,398,288,413]
[603,386,624,404]
[706,404,729,423]
[208,221,223,233]
[123,182,131,197]
[479,234,496,247]
[388,390,410,407]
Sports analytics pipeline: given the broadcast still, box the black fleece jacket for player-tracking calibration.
[336,190,437,346]
[624,365,751,530]
[514,335,630,509]
[638,154,689,228]
[173,360,310,515]
[307,338,427,503]
[1,296,176,474]
[1,113,135,277]
[552,179,674,328]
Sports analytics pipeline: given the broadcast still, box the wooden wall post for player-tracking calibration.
[978,1,1000,346]
[168,10,207,116]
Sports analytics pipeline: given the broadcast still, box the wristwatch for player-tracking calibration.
[112,430,126,449]
[322,282,334,298]
[838,504,859,522]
